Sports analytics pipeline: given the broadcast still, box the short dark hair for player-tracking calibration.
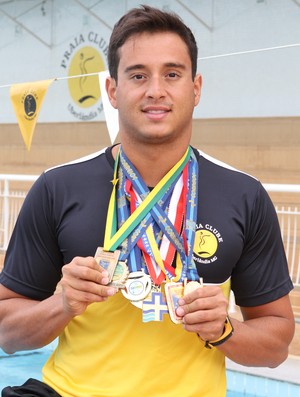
[108,4,198,82]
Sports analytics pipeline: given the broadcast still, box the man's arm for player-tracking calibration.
[0,285,71,354]
[0,257,117,354]
[219,295,295,367]
[177,287,295,368]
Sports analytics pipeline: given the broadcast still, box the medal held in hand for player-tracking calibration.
[165,282,185,324]
[109,260,130,288]
[165,278,203,324]
[184,278,203,295]
[94,247,129,289]
[94,247,120,282]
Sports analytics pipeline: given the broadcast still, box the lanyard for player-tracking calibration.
[104,147,191,252]
[103,146,199,283]
[131,173,184,283]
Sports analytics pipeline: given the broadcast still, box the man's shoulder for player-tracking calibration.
[194,148,255,179]
[45,147,109,175]
[31,147,113,197]
[193,148,264,203]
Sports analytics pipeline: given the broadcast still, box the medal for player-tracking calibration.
[109,261,130,289]
[94,247,120,282]
[121,271,152,303]
[165,282,184,324]
[184,278,203,295]
[142,288,169,322]
[164,278,204,324]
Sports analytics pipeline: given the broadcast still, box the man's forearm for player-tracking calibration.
[0,293,72,354]
[218,315,295,368]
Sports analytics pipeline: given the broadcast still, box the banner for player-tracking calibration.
[10,79,54,150]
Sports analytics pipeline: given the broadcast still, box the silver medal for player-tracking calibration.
[121,271,152,304]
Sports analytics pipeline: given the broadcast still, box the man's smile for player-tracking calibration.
[141,105,171,120]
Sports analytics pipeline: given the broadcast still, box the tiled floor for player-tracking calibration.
[226,366,300,397]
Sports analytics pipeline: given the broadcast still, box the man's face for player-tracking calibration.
[107,31,201,146]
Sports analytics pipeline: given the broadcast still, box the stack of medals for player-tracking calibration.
[98,146,202,323]
[94,248,153,310]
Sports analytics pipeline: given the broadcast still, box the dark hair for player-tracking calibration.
[108,4,198,81]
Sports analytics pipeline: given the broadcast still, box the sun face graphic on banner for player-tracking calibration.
[68,46,105,108]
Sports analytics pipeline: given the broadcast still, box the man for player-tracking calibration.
[0,5,295,397]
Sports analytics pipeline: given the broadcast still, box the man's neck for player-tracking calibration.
[112,142,190,187]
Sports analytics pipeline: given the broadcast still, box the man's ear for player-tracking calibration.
[193,74,202,106]
[106,77,118,109]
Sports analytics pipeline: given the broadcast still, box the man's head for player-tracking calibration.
[108,4,198,82]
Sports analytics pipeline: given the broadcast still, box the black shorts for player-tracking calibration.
[2,379,61,397]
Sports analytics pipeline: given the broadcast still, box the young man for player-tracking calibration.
[0,5,295,397]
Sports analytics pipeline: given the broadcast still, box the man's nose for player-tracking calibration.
[145,77,166,99]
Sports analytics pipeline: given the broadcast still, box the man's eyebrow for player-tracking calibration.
[164,62,187,70]
[124,64,145,74]
[124,62,187,74]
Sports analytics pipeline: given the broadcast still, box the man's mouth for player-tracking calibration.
[141,105,171,119]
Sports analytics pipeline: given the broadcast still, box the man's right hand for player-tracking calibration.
[60,256,117,317]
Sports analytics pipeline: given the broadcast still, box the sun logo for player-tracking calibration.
[68,46,105,108]
[193,229,218,258]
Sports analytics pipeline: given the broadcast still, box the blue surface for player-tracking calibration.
[1,348,300,396]
[0,348,52,390]
[227,369,300,397]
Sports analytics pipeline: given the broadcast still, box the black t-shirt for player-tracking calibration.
[0,146,293,306]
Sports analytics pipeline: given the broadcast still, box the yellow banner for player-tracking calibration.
[10,79,54,151]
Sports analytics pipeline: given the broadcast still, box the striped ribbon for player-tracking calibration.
[103,146,199,283]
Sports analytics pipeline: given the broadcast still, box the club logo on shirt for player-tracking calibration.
[193,224,223,264]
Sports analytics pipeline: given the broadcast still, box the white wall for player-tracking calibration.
[0,0,299,123]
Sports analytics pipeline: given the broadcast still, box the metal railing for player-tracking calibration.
[0,174,38,252]
[264,183,300,288]
[1,175,300,287]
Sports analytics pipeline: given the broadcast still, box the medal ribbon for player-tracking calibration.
[104,147,191,252]
[131,175,184,283]
[129,152,199,282]
[103,145,199,284]
[120,178,176,278]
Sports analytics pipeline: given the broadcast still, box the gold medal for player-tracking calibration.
[109,261,129,289]
[165,278,204,324]
[94,247,121,282]
[184,278,203,295]
[165,282,184,324]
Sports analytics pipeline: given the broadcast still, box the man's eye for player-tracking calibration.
[168,72,179,78]
[133,74,144,80]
